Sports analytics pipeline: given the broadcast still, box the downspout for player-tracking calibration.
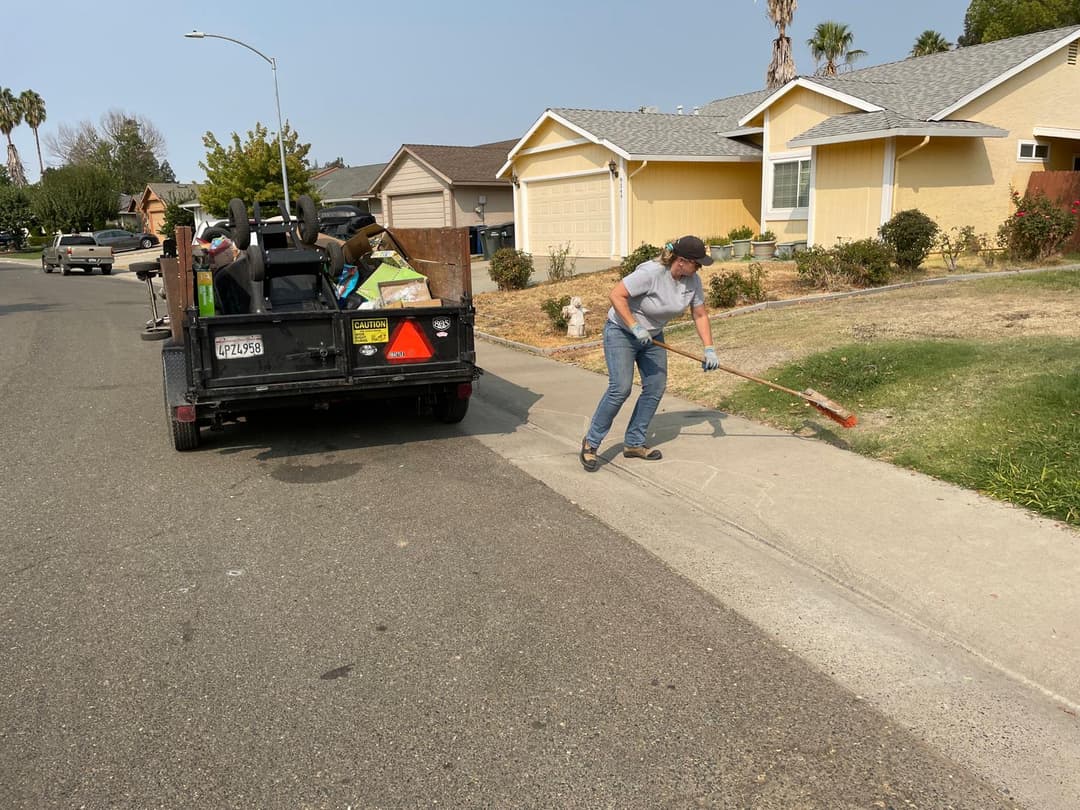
[889,136,930,224]
[628,160,648,179]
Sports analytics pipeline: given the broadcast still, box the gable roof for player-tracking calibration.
[314,163,387,202]
[142,182,197,206]
[370,140,517,193]
[789,110,1007,147]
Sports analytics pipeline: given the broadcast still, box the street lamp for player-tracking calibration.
[184,30,291,213]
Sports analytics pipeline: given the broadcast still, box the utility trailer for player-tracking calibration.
[158,196,480,451]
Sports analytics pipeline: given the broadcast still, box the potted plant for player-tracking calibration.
[750,230,777,259]
[728,225,754,258]
[707,235,733,261]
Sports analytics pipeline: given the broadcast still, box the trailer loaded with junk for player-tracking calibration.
[148,194,481,451]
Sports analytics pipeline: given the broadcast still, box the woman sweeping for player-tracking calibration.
[580,235,720,472]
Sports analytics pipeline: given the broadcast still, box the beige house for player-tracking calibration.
[501,25,1080,258]
[369,140,516,229]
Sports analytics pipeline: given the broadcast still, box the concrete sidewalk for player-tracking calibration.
[468,340,1080,808]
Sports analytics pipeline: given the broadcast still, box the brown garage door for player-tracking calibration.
[527,174,611,258]
[389,192,445,228]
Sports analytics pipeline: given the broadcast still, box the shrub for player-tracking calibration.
[704,235,731,246]
[547,241,576,282]
[706,262,768,308]
[834,239,894,286]
[619,242,660,277]
[728,225,754,241]
[753,230,776,242]
[541,295,572,332]
[995,189,1078,260]
[488,247,534,290]
[879,209,939,269]
[938,225,978,271]
[794,245,841,289]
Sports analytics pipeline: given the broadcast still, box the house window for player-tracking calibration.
[1018,141,1050,162]
[772,159,811,210]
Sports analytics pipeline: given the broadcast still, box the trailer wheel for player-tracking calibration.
[326,241,345,276]
[201,226,231,243]
[171,417,200,451]
[229,198,251,250]
[297,194,319,245]
[434,392,469,423]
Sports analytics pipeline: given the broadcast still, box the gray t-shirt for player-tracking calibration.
[606,259,705,333]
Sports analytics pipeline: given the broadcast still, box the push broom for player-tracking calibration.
[652,340,858,428]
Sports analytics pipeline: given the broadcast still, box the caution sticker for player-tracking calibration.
[351,318,389,344]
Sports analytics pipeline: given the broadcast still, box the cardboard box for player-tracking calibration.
[378,277,432,305]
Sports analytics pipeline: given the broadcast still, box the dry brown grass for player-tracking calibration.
[472,254,1080,408]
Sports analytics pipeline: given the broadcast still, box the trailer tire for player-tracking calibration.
[171,416,200,451]
[229,198,251,250]
[434,392,469,423]
[326,241,345,276]
[201,226,231,243]
[297,194,319,245]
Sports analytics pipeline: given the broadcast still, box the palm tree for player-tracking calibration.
[765,0,798,89]
[0,87,27,187]
[807,21,866,77]
[19,89,46,176]
[910,30,951,57]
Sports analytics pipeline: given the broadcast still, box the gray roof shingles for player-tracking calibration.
[315,163,387,200]
[404,139,518,185]
[541,25,1080,157]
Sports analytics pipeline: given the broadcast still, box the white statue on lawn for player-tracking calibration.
[562,296,588,338]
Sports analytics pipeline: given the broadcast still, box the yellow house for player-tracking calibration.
[502,25,1080,258]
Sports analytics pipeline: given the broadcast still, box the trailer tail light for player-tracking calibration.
[384,319,434,363]
[175,405,197,423]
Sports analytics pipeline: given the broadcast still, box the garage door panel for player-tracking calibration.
[527,175,610,257]
[390,193,444,228]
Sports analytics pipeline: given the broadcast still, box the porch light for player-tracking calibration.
[608,159,619,178]
[511,173,520,187]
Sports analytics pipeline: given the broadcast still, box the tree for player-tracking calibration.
[0,88,27,187]
[43,110,171,193]
[764,0,799,89]
[198,121,315,217]
[0,185,34,248]
[159,160,176,183]
[911,29,952,56]
[32,165,118,233]
[959,0,1080,45]
[19,89,46,176]
[807,21,866,76]
[157,192,195,241]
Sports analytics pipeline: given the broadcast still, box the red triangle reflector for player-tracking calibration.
[385,319,434,363]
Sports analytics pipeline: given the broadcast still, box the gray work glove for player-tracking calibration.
[631,323,652,346]
[702,346,720,371]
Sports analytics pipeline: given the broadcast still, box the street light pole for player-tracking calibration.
[183,31,291,214]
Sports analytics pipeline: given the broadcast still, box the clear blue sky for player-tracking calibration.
[3,0,972,186]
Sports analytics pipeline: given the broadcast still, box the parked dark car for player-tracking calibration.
[317,205,375,240]
[0,231,17,249]
[93,229,159,252]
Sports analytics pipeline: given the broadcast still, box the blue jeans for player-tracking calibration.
[585,320,668,449]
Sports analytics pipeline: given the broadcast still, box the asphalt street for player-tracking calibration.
[0,259,1031,808]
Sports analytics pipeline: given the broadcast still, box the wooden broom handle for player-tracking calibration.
[651,339,806,399]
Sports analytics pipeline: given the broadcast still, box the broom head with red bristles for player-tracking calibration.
[801,388,858,428]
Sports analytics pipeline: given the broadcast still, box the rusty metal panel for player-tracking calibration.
[392,227,471,301]
[1025,171,1080,251]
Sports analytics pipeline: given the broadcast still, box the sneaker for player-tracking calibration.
[622,445,662,460]
[579,439,599,472]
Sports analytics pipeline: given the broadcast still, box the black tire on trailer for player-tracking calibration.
[170,416,200,451]
[434,391,469,423]
[201,226,231,243]
[229,198,251,250]
[326,241,345,276]
[297,194,319,245]
[140,237,154,249]
[141,327,171,341]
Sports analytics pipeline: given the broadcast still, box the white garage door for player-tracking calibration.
[389,192,445,228]
[527,175,611,258]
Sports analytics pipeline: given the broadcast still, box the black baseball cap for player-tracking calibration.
[671,235,713,266]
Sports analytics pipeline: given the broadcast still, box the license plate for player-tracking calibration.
[87,257,98,263]
[215,335,263,359]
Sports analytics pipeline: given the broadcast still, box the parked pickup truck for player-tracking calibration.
[41,234,114,275]
[159,195,480,450]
